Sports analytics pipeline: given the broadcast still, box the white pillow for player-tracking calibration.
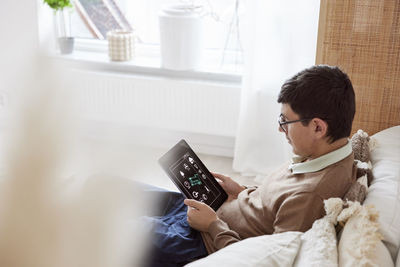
[396,249,400,267]
[338,201,394,267]
[185,231,302,267]
[365,125,400,260]
[293,198,343,267]
[373,241,396,267]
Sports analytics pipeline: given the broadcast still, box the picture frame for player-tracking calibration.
[73,0,133,39]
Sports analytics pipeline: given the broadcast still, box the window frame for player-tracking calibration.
[59,37,243,84]
[38,0,244,83]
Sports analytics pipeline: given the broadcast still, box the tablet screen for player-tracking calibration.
[158,139,227,211]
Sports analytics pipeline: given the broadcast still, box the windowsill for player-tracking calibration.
[53,39,243,85]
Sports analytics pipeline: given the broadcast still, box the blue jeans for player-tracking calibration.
[140,184,208,267]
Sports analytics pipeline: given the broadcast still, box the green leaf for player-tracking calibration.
[43,0,72,11]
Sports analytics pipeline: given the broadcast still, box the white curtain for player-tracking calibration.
[233,1,320,176]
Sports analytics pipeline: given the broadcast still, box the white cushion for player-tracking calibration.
[185,231,302,267]
[364,125,400,260]
[338,202,394,267]
[396,249,400,267]
[293,198,342,267]
[293,223,337,267]
[373,241,395,267]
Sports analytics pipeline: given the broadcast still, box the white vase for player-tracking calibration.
[159,4,204,71]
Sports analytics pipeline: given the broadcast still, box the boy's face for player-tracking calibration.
[279,104,316,158]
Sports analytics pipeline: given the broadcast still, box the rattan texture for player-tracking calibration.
[316,0,400,135]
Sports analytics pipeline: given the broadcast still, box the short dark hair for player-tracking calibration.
[277,65,355,143]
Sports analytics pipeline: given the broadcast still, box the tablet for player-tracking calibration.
[158,139,228,211]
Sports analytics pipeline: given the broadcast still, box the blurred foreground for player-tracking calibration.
[0,53,153,267]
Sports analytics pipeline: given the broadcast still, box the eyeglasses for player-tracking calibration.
[278,115,311,133]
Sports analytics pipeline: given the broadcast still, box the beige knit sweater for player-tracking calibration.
[201,153,356,254]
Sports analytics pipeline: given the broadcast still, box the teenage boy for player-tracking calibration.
[145,65,357,267]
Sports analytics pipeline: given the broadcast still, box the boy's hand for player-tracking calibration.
[184,199,217,232]
[212,172,246,199]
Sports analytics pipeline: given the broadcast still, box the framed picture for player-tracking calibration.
[73,0,133,39]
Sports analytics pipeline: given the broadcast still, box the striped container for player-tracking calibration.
[107,30,135,61]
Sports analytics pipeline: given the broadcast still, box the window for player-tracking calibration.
[69,0,243,75]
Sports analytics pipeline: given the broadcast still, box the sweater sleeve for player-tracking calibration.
[273,192,325,234]
[207,218,241,250]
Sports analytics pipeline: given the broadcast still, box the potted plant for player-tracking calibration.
[43,0,74,54]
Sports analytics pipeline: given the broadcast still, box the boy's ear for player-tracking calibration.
[312,118,328,138]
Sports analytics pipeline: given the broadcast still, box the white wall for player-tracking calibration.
[0,0,39,88]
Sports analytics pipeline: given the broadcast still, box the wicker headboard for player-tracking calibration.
[316,0,400,135]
